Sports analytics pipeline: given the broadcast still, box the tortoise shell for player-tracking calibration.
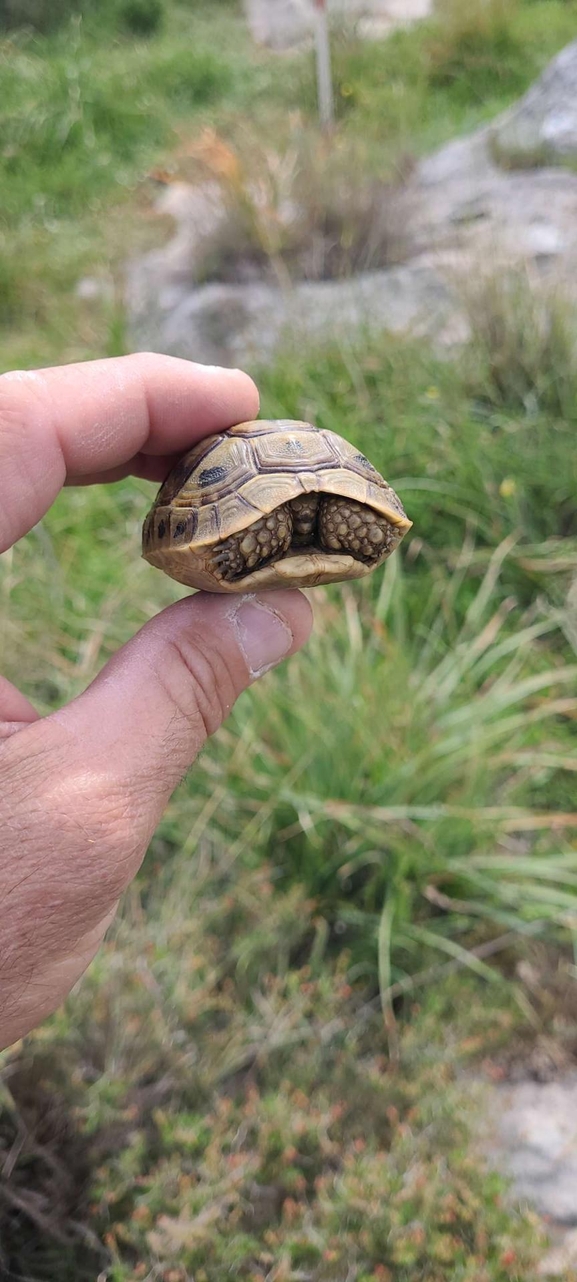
[142,419,412,592]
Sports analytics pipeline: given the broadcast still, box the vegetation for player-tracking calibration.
[183,127,406,285]
[3,865,560,1281]
[0,0,576,370]
[1,0,577,1277]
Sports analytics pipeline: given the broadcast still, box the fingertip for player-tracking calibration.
[228,367,260,420]
[223,589,313,680]
[201,363,259,423]
[198,588,313,652]
[255,589,314,656]
[131,354,260,450]
[164,588,313,682]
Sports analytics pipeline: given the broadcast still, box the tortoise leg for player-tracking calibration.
[212,504,293,582]
[318,495,396,564]
[288,494,319,546]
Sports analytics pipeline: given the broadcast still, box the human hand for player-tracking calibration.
[0,354,312,1051]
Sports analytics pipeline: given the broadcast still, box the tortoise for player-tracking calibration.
[142,419,412,593]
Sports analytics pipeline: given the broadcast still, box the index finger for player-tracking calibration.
[0,353,259,552]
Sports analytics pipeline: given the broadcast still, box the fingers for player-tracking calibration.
[0,354,259,551]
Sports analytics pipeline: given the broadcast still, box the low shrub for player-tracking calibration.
[117,0,164,35]
[184,124,406,285]
[426,0,528,102]
[0,251,26,326]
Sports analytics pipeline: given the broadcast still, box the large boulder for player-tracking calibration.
[491,40,577,168]
[126,246,467,369]
[244,0,432,50]
[246,0,312,50]
[403,126,577,271]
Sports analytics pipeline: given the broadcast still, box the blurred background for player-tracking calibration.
[1,0,577,1278]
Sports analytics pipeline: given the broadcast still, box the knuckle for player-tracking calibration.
[56,770,149,900]
[160,631,240,743]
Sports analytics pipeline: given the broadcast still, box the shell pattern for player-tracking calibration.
[142,420,412,593]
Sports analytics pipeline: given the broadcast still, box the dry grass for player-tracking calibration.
[171,123,408,286]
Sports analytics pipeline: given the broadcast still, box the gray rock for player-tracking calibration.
[126,257,467,368]
[404,127,577,271]
[75,276,114,303]
[142,180,230,284]
[244,0,432,50]
[492,40,577,168]
[485,1076,577,1226]
[357,0,432,38]
[246,0,312,50]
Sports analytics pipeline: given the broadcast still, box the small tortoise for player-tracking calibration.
[142,419,412,592]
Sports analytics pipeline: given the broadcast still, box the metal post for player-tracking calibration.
[314,0,334,131]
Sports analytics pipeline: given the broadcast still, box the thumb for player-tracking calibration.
[0,592,311,1049]
[51,589,312,852]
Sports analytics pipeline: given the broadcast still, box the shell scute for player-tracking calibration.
[173,436,255,508]
[252,427,335,472]
[170,509,197,543]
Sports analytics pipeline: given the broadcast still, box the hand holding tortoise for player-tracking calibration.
[0,354,312,1051]
[0,353,410,1052]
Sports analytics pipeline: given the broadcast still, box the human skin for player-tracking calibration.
[0,353,313,1051]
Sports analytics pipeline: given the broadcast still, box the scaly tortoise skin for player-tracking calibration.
[142,419,412,592]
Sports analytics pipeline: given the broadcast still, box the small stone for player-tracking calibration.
[76,275,113,303]
[481,1076,577,1224]
[538,1228,577,1276]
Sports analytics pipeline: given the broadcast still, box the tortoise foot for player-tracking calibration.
[212,504,293,582]
[318,496,398,564]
